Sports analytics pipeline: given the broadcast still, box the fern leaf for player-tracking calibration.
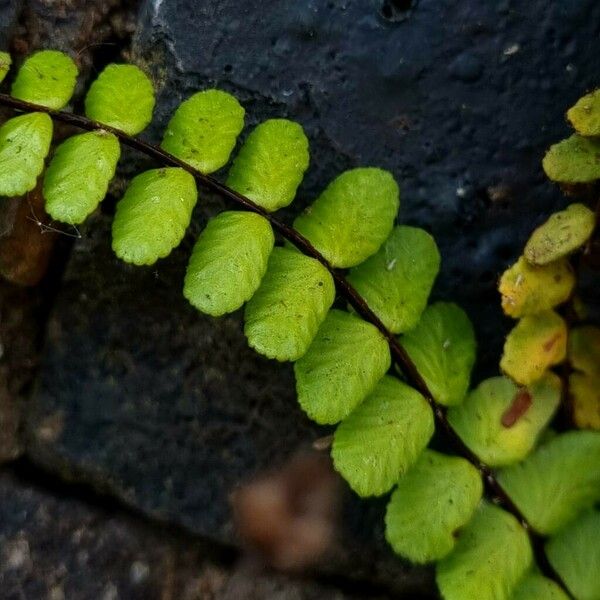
[542,135,600,184]
[293,168,399,268]
[436,503,532,600]
[399,302,476,406]
[569,326,600,430]
[569,325,600,376]
[385,450,482,563]
[499,256,575,318]
[112,168,197,265]
[332,376,434,497]
[500,310,567,385]
[512,572,570,600]
[567,88,600,137]
[43,131,120,224]
[0,51,11,83]
[11,50,77,110]
[546,510,600,600]
[161,89,244,173]
[183,211,274,316]
[0,112,53,196]
[85,64,155,135]
[244,247,335,361]
[294,309,391,424]
[226,119,309,212]
[346,225,440,333]
[448,373,561,466]
[497,431,600,535]
[524,203,596,266]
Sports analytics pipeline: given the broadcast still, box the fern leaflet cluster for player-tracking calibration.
[0,50,599,600]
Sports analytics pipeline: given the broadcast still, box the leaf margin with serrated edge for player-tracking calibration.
[226,118,310,212]
[0,112,53,197]
[244,246,335,362]
[84,63,155,136]
[11,49,78,110]
[332,375,434,497]
[436,502,532,600]
[112,167,198,266]
[294,309,391,425]
[346,225,440,334]
[497,430,600,535]
[183,210,274,317]
[500,309,567,385]
[43,130,121,224]
[385,449,482,563]
[161,89,245,174]
[293,167,400,268]
[399,301,476,407]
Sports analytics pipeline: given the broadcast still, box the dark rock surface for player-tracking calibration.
[7,0,600,597]
[0,468,389,599]
[0,1,18,47]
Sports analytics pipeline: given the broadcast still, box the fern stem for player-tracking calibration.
[0,93,573,595]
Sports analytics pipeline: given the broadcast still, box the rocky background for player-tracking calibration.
[0,1,599,598]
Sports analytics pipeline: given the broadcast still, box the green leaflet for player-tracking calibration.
[346,225,440,333]
[385,450,482,563]
[448,373,561,467]
[499,256,575,318]
[0,112,53,197]
[0,51,11,83]
[161,89,245,173]
[183,211,274,316]
[244,247,335,361]
[399,302,476,407]
[542,135,600,184]
[500,310,567,385]
[436,503,532,600]
[85,64,155,135]
[546,510,600,600]
[43,131,121,224]
[332,376,434,497]
[112,168,197,265]
[567,88,600,137]
[512,572,571,600]
[524,203,596,266]
[11,50,77,110]
[295,309,391,424]
[497,431,600,535]
[226,119,310,212]
[293,168,399,268]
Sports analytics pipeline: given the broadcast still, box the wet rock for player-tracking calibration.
[448,52,483,83]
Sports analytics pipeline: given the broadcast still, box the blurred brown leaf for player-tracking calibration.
[231,452,340,572]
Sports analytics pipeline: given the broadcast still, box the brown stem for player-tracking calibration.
[0,93,573,595]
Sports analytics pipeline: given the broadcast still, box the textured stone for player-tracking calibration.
[0,470,391,599]
[0,0,19,47]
